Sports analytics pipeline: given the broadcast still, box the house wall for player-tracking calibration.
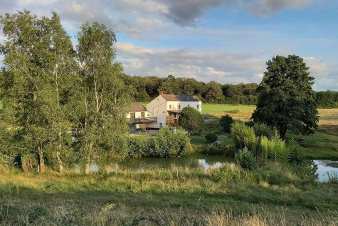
[126,111,151,119]
[147,95,167,128]
[166,100,202,112]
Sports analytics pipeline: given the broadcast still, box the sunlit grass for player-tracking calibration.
[0,163,338,225]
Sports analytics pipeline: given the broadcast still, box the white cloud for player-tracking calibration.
[117,42,266,83]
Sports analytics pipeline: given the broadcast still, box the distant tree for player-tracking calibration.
[178,107,203,134]
[159,75,180,94]
[203,81,224,103]
[219,115,233,133]
[252,55,318,139]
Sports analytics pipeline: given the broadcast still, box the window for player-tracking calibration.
[178,104,181,109]
[141,112,145,118]
[197,104,199,110]
[169,104,172,109]
[130,112,135,120]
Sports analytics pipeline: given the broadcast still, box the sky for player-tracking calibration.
[0,0,338,90]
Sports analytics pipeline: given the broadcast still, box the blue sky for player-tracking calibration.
[1,0,338,90]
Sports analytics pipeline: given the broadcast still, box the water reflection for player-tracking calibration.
[314,160,338,183]
[71,156,338,183]
[197,159,225,170]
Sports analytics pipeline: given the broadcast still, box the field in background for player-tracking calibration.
[202,104,338,159]
[203,104,338,127]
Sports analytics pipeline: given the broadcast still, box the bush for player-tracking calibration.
[231,122,257,152]
[259,135,287,161]
[253,123,275,139]
[219,115,233,133]
[205,133,218,143]
[235,147,257,170]
[178,107,203,134]
[203,143,234,156]
[128,128,191,158]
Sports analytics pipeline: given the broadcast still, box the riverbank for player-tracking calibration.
[1,162,338,225]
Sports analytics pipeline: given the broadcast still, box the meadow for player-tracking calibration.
[1,104,338,225]
[202,104,338,160]
[0,162,338,225]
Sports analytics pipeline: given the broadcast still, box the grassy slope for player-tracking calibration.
[0,164,338,225]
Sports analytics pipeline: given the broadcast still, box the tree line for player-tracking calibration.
[122,74,338,107]
[122,74,258,105]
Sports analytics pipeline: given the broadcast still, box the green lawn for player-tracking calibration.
[296,132,338,160]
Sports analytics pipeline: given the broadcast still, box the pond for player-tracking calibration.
[314,160,338,183]
[73,155,338,183]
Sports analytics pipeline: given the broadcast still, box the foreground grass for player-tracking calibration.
[0,163,338,225]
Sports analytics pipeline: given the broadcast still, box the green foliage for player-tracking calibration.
[203,143,234,156]
[203,81,225,103]
[252,55,319,139]
[235,147,257,170]
[178,107,203,134]
[219,115,233,133]
[128,128,191,158]
[122,74,258,104]
[231,122,257,152]
[253,123,275,139]
[0,11,78,173]
[74,22,130,167]
[316,91,338,108]
[205,133,217,143]
[259,135,287,161]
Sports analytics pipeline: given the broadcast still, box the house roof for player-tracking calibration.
[129,102,146,112]
[160,94,199,102]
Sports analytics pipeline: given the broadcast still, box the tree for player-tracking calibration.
[252,55,318,139]
[178,107,203,134]
[203,81,224,103]
[75,22,129,173]
[0,11,76,173]
[219,115,233,133]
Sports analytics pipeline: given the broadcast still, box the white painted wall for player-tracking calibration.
[147,95,167,128]
[166,100,202,112]
[147,95,202,128]
[126,111,151,119]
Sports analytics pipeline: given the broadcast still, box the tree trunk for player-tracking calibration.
[279,125,288,140]
[38,147,46,174]
[84,142,93,175]
[56,151,63,173]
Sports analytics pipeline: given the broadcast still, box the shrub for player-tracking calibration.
[21,153,38,173]
[178,107,203,134]
[205,133,218,143]
[128,128,191,158]
[259,135,287,161]
[231,122,257,152]
[203,143,234,157]
[235,147,257,170]
[253,123,275,138]
[219,115,233,133]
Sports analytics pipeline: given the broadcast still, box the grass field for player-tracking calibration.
[0,163,338,225]
[202,104,338,159]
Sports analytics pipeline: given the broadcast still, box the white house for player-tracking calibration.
[126,102,156,130]
[146,93,202,128]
